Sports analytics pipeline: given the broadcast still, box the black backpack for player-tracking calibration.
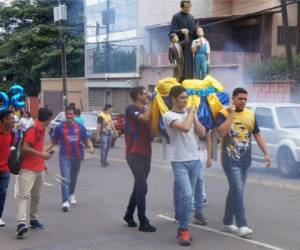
[8,127,36,175]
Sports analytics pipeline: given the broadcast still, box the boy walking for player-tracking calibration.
[16,108,53,238]
[47,106,95,212]
[0,109,15,227]
[163,86,206,246]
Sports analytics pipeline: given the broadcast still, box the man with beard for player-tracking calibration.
[123,87,156,233]
[216,87,271,237]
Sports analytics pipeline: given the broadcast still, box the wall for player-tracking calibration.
[41,78,88,113]
[245,81,300,103]
[232,0,280,15]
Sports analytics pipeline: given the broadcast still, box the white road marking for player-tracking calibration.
[157,214,286,250]
[104,157,300,192]
[43,182,54,186]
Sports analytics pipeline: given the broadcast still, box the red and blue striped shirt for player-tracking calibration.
[125,105,152,157]
[53,121,89,160]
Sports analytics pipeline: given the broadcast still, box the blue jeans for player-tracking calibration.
[194,164,204,213]
[100,133,112,164]
[222,163,250,227]
[59,157,81,203]
[0,172,10,218]
[172,160,201,230]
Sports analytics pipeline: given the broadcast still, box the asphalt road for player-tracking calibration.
[0,139,300,250]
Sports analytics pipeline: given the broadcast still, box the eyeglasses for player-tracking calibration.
[179,95,188,100]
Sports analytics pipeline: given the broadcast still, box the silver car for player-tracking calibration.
[248,103,300,178]
[48,112,99,146]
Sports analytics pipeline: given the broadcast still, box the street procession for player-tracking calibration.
[1,0,300,249]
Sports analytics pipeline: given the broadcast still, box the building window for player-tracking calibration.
[277,26,297,46]
[85,0,138,74]
[232,25,260,52]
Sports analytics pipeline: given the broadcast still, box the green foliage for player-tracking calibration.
[246,55,300,82]
[0,0,84,95]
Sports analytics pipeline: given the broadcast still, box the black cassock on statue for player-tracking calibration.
[169,11,197,80]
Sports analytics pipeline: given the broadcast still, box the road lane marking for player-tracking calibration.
[84,155,300,192]
[43,182,54,186]
[157,214,286,250]
[106,157,300,192]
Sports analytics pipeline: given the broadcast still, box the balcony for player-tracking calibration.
[146,51,261,68]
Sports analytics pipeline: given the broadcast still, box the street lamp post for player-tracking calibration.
[54,2,68,109]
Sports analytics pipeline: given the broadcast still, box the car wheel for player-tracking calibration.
[277,148,299,178]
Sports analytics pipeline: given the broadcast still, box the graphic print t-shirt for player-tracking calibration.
[215,108,260,167]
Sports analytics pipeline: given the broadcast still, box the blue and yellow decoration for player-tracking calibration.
[150,75,229,136]
[0,84,26,111]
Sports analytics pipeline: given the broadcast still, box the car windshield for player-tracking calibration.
[276,107,300,128]
[81,113,97,125]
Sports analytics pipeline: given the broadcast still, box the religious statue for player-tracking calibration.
[169,0,197,80]
[192,27,211,80]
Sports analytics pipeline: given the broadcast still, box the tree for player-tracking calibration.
[0,0,84,96]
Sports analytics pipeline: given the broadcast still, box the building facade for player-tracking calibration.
[84,0,300,112]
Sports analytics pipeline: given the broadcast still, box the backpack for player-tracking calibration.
[8,127,36,175]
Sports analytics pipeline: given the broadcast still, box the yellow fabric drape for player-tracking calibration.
[150,75,227,135]
[151,78,180,135]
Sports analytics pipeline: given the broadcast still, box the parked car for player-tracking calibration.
[48,112,99,146]
[91,110,125,147]
[248,103,300,178]
[91,110,125,135]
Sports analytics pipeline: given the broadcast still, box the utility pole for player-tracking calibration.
[54,2,68,109]
[280,0,294,75]
[297,0,300,54]
[105,0,110,73]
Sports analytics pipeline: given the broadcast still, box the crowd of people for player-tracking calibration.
[0,0,272,247]
[0,88,271,245]
[122,85,271,247]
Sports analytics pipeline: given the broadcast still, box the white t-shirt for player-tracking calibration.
[198,138,207,162]
[163,111,201,162]
[19,117,34,132]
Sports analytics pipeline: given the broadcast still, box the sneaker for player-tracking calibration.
[203,198,208,206]
[69,194,77,204]
[62,201,70,212]
[123,215,137,228]
[238,227,254,237]
[177,228,192,246]
[30,220,45,230]
[194,212,207,225]
[16,223,29,238]
[101,162,109,167]
[223,224,239,234]
[0,218,6,227]
[139,221,156,232]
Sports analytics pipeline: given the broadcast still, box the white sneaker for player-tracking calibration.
[69,194,77,204]
[238,227,254,237]
[62,201,70,212]
[223,224,239,234]
[0,218,6,227]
